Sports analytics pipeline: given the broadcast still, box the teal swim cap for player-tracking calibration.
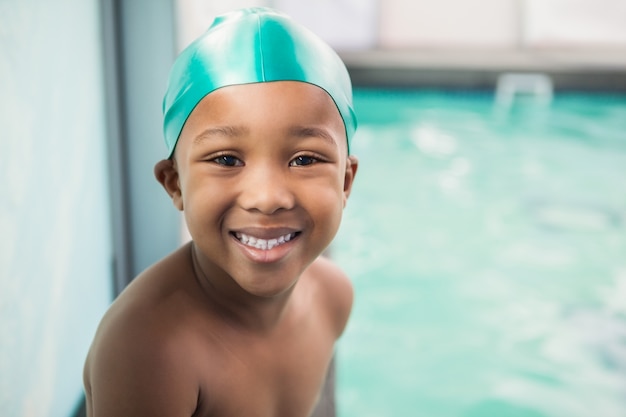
[162,7,357,157]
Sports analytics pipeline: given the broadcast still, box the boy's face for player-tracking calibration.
[156,81,357,298]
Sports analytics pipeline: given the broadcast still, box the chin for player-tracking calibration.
[245,278,299,299]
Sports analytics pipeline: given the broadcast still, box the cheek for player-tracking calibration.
[303,178,345,230]
[181,176,231,232]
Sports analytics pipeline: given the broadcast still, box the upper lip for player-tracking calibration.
[230,227,300,240]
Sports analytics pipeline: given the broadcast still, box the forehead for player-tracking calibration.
[181,81,346,136]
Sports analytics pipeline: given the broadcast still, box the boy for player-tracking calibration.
[83,7,358,417]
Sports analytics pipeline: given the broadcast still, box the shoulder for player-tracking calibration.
[84,244,201,415]
[85,304,200,415]
[304,255,354,337]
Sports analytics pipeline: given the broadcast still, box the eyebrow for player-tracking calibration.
[192,125,339,147]
[193,126,248,144]
[288,126,338,147]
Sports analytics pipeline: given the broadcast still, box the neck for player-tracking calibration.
[190,243,294,333]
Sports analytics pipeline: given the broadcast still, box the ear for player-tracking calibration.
[154,159,184,211]
[342,155,358,207]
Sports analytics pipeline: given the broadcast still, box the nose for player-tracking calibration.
[237,164,295,214]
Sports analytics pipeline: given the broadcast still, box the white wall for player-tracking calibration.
[379,0,521,48]
[176,0,626,51]
[174,0,377,52]
[378,0,626,49]
[174,0,270,51]
[273,0,378,50]
[0,0,113,415]
[524,0,626,47]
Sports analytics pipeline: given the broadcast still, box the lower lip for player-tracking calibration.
[232,234,299,264]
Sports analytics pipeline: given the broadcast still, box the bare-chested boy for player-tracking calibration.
[83,7,358,417]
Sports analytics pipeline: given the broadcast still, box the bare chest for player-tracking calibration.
[192,322,336,417]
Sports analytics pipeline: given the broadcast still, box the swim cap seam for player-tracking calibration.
[256,14,266,82]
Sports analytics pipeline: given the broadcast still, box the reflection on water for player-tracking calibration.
[334,90,626,417]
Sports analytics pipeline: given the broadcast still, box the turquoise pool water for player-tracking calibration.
[334,89,626,417]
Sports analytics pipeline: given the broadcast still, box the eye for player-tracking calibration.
[212,154,243,167]
[290,155,318,167]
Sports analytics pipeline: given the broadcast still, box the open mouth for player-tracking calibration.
[233,232,299,250]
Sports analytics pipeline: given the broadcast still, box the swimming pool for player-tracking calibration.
[333,89,626,417]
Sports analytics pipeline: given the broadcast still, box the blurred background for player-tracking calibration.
[1,0,625,416]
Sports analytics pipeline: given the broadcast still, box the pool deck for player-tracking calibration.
[339,48,626,91]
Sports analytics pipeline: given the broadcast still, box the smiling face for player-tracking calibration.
[156,81,357,299]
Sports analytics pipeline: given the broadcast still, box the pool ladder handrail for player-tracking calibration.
[495,73,554,108]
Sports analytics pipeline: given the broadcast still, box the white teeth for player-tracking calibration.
[234,232,296,250]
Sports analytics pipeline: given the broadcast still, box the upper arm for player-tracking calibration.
[84,317,199,417]
[310,255,354,337]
